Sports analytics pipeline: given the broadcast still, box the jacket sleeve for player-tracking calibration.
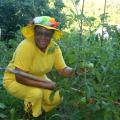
[13,41,35,72]
[54,45,67,70]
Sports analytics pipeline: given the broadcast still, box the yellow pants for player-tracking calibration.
[4,80,61,117]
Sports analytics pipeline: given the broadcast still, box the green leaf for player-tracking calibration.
[86,86,95,98]
[0,103,6,109]
[104,111,113,120]
[95,70,102,81]
[0,113,7,118]
[80,97,87,104]
[10,108,16,120]
[49,90,56,101]
[48,44,58,54]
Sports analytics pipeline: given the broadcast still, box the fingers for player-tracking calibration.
[48,81,56,89]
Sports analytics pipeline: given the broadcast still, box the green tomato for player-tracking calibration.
[81,63,94,68]
[85,63,94,68]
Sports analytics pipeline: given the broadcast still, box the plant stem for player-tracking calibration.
[101,0,107,46]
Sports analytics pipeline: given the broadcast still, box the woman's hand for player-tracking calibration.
[58,63,94,77]
[47,81,56,89]
[58,67,74,77]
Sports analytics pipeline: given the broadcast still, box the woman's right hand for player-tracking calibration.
[47,81,56,89]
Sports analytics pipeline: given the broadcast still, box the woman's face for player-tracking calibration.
[34,26,54,51]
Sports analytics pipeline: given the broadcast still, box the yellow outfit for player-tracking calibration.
[3,38,66,117]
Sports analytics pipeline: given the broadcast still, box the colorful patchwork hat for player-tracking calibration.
[21,16,62,41]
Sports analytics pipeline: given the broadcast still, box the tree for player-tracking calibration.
[0,0,66,40]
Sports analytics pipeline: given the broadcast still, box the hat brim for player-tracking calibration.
[21,24,62,41]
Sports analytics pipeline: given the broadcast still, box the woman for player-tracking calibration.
[3,16,77,117]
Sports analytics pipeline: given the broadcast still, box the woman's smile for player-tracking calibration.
[39,39,48,46]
